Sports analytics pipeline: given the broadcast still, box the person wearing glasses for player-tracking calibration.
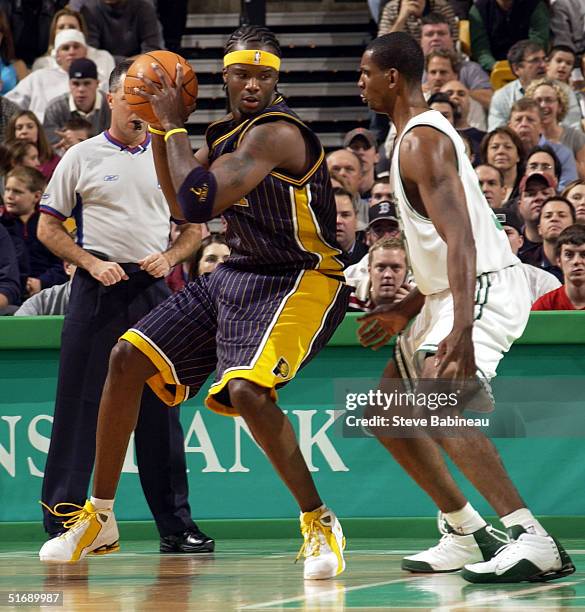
[488,41,547,131]
[525,145,562,186]
[526,78,585,179]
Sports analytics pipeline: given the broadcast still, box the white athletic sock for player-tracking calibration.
[444,502,487,535]
[90,496,114,511]
[500,508,547,536]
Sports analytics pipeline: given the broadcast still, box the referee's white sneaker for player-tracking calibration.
[402,515,508,573]
[39,500,119,563]
[462,526,575,583]
[297,506,346,580]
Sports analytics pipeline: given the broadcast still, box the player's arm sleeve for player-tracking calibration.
[39,148,81,221]
[469,5,496,73]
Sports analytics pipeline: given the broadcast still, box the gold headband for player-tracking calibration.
[223,50,281,71]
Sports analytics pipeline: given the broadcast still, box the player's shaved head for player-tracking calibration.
[366,33,425,85]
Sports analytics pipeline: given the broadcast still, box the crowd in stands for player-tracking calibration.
[1,0,585,317]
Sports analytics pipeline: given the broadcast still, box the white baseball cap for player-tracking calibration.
[53,29,87,55]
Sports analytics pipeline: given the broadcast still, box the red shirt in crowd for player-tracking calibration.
[532,286,585,311]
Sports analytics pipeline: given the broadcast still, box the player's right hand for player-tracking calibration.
[89,260,129,286]
[357,305,410,351]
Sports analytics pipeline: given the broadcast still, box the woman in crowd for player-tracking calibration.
[0,10,29,94]
[32,7,115,84]
[6,111,60,180]
[480,127,524,201]
[562,179,585,224]
[7,139,40,170]
[526,78,585,179]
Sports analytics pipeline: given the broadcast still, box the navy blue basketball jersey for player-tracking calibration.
[205,96,344,273]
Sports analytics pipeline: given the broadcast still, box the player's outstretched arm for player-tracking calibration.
[400,127,477,379]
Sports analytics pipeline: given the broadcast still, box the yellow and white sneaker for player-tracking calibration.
[39,500,119,563]
[297,506,346,580]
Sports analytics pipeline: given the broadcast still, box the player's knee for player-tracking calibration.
[228,379,265,416]
[108,341,151,382]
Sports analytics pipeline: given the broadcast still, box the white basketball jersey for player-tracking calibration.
[391,110,518,295]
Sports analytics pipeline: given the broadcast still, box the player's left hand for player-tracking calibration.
[433,326,477,380]
[135,63,192,129]
[139,252,172,278]
[26,277,42,296]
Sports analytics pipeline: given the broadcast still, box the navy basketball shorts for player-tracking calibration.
[122,265,351,416]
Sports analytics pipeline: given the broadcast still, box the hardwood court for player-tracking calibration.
[1,538,584,610]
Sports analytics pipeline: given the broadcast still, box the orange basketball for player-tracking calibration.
[124,50,198,125]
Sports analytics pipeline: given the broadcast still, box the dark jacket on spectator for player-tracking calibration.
[81,0,162,61]
[1,210,67,291]
[0,222,21,306]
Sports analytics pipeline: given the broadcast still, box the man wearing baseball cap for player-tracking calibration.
[344,127,380,199]
[493,207,561,302]
[43,58,111,149]
[516,172,557,260]
[7,30,88,122]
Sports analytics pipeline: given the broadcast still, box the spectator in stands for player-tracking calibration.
[525,145,562,187]
[487,40,546,131]
[5,29,88,123]
[343,128,379,199]
[378,0,458,42]
[546,46,577,84]
[157,0,188,54]
[0,9,28,94]
[428,91,457,125]
[517,172,557,256]
[53,117,93,153]
[525,78,585,178]
[0,0,68,66]
[347,237,409,312]
[532,224,585,310]
[344,201,402,291]
[562,179,585,224]
[370,179,394,206]
[14,261,75,315]
[327,149,368,228]
[441,79,487,158]
[334,186,368,266]
[469,0,549,73]
[43,58,110,149]
[480,126,525,200]
[493,207,561,301]
[521,195,576,280]
[476,163,508,208]
[1,166,67,295]
[7,139,40,170]
[425,49,487,130]
[549,0,585,56]
[419,12,493,110]
[33,8,115,85]
[6,111,60,180]
[0,222,20,314]
[508,98,578,189]
[0,94,20,142]
[80,0,163,62]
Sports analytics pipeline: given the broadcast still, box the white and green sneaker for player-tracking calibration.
[402,513,508,573]
[462,526,575,583]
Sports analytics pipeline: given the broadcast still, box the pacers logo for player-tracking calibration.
[190,185,209,202]
[254,51,262,64]
[273,357,290,378]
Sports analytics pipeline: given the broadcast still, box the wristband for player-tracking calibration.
[164,127,188,142]
[177,166,217,223]
[148,125,166,135]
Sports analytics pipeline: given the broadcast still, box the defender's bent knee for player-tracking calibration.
[228,379,269,417]
[108,340,157,383]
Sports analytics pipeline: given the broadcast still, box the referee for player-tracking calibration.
[37,60,213,553]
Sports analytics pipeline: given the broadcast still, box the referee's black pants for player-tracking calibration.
[41,265,196,537]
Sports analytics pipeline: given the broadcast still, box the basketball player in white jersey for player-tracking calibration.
[356,32,575,583]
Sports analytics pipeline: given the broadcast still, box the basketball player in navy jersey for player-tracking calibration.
[39,26,351,580]
[356,32,574,583]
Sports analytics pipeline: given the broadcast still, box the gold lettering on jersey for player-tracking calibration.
[190,185,209,202]
[235,196,249,207]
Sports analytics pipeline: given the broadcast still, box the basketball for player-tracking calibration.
[124,50,198,125]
